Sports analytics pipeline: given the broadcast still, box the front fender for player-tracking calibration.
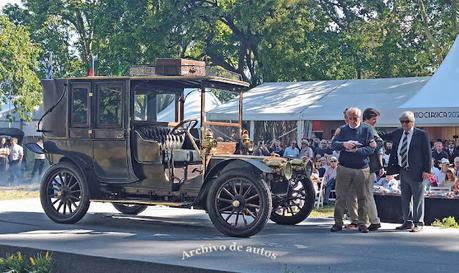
[195,158,273,209]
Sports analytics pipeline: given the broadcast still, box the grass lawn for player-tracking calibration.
[0,185,40,200]
[310,205,334,218]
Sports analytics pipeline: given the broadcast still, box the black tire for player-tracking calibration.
[270,175,315,225]
[206,170,272,237]
[113,204,148,215]
[40,162,90,224]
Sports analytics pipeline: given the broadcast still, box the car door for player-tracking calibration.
[92,81,137,183]
[68,82,93,163]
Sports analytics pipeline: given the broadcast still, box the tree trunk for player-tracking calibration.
[417,0,444,64]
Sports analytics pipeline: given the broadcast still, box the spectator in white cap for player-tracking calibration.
[437,158,450,187]
[323,156,338,205]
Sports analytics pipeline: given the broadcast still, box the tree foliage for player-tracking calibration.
[0,15,41,121]
[1,0,458,99]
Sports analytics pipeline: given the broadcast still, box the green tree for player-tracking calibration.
[0,16,41,121]
[3,2,83,78]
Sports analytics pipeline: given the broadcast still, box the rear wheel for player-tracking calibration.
[207,171,272,237]
[40,162,90,224]
[270,175,315,225]
[113,204,148,215]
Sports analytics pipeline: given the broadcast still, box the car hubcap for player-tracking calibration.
[47,170,82,216]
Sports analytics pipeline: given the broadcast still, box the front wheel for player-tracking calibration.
[270,175,315,225]
[207,171,272,237]
[40,162,90,224]
[113,204,148,215]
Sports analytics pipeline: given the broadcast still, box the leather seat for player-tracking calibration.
[172,149,201,165]
[135,125,200,165]
[136,126,184,149]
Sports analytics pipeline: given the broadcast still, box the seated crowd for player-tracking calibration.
[252,136,459,199]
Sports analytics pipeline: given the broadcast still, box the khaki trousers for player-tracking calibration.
[334,165,370,225]
[346,189,358,223]
[365,173,381,224]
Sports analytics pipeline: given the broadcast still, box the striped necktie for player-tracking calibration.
[400,131,409,168]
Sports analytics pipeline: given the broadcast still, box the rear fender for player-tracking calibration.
[58,155,99,198]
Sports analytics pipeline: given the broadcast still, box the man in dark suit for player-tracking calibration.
[432,141,449,168]
[385,111,431,232]
[445,141,459,163]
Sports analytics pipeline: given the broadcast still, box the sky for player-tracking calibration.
[0,0,22,10]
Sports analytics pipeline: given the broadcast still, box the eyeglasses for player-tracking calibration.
[400,120,412,124]
[330,160,337,163]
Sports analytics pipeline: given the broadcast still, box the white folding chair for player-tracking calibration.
[315,177,325,208]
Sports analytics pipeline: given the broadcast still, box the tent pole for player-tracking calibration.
[296,120,304,145]
[249,120,255,141]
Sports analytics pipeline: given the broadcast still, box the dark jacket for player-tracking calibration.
[432,149,450,168]
[445,148,459,165]
[385,128,431,181]
[314,147,333,157]
[369,127,384,173]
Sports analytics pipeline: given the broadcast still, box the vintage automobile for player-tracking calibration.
[28,59,315,237]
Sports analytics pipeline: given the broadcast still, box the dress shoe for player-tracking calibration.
[368,223,381,231]
[330,224,343,232]
[395,222,414,230]
[358,224,369,233]
[346,222,358,229]
[410,226,423,233]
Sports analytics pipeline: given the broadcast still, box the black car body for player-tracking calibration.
[31,60,315,237]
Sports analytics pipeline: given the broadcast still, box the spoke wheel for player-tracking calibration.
[270,175,315,225]
[207,171,271,237]
[40,162,90,224]
[113,204,148,215]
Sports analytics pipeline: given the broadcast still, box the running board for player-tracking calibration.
[90,199,193,208]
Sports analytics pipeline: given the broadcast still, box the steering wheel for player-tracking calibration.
[170,118,199,136]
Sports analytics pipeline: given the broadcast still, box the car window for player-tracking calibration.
[70,87,89,127]
[96,84,123,127]
[134,92,176,122]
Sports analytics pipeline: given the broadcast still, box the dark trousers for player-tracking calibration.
[9,160,21,183]
[400,169,425,226]
[324,178,335,205]
[0,157,8,172]
[31,159,45,176]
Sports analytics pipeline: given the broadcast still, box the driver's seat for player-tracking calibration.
[172,149,201,166]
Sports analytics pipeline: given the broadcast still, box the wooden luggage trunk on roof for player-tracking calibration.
[155,58,206,76]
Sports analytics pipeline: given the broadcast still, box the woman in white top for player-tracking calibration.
[442,169,457,190]
[0,137,10,171]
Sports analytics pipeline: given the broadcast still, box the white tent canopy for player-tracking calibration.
[301,77,429,127]
[401,35,459,126]
[207,80,347,121]
[208,77,429,127]
[158,88,221,125]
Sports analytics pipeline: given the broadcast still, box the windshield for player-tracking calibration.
[134,91,177,122]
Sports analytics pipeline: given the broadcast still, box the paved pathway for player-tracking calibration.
[1,199,458,273]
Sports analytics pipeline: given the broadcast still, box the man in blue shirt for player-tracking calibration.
[283,141,299,159]
[331,107,376,233]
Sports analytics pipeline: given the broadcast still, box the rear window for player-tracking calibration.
[70,87,89,127]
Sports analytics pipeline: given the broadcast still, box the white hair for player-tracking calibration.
[346,107,362,117]
[400,111,415,122]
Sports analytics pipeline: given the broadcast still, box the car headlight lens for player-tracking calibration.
[283,162,292,180]
[304,160,313,176]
